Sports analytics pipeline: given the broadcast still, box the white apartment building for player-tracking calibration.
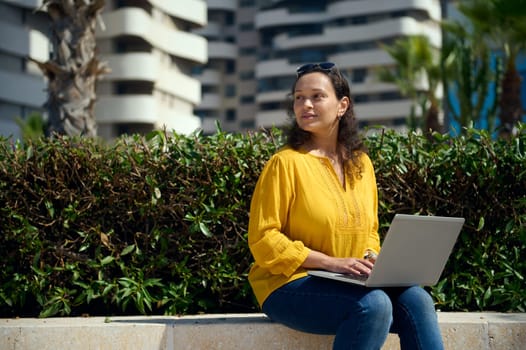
[0,0,207,140]
[193,0,258,134]
[1,0,444,139]
[0,0,49,139]
[255,0,443,129]
[95,1,207,138]
[193,0,443,133]
[193,0,239,134]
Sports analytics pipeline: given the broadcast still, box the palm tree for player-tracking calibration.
[377,35,443,137]
[457,0,526,137]
[31,0,108,137]
[440,20,501,133]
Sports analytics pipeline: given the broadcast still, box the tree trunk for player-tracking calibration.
[499,62,522,138]
[33,0,108,137]
[425,102,441,140]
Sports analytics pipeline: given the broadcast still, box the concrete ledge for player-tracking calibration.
[1,312,525,349]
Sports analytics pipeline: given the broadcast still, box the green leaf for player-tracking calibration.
[477,217,485,231]
[100,256,115,265]
[121,244,136,256]
[199,222,212,237]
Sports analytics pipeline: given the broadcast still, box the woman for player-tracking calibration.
[247,62,444,349]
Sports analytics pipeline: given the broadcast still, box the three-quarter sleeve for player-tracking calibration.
[248,155,311,277]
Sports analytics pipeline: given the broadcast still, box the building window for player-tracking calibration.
[226,61,236,74]
[288,49,327,64]
[0,52,23,73]
[239,47,257,56]
[225,85,236,97]
[352,16,367,25]
[239,0,255,7]
[393,117,407,126]
[289,24,323,37]
[226,109,236,121]
[239,22,254,31]
[202,85,217,94]
[379,92,403,100]
[354,94,368,103]
[225,12,235,25]
[239,70,255,80]
[352,68,367,83]
[191,65,204,75]
[260,102,283,111]
[240,120,255,129]
[240,95,255,104]
[114,36,152,53]
[289,2,326,13]
[258,76,295,93]
[114,81,153,94]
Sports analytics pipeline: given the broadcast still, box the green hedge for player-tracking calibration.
[368,127,525,311]
[0,126,524,317]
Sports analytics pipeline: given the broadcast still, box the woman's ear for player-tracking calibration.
[338,96,350,116]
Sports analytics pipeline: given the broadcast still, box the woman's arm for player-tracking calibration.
[302,249,374,276]
[249,154,311,277]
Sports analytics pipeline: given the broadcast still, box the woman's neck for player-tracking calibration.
[305,135,339,159]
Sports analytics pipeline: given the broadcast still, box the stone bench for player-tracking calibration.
[1,312,525,349]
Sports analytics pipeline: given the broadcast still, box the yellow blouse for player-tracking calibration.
[247,146,381,306]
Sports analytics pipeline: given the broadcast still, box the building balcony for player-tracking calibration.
[0,70,45,107]
[194,22,221,38]
[94,94,201,134]
[149,0,206,26]
[255,110,288,128]
[355,99,414,122]
[328,0,441,22]
[196,69,222,85]
[256,0,441,29]
[199,93,222,109]
[256,59,296,79]
[95,95,159,124]
[330,48,394,70]
[194,22,237,41]
[208,42,237,60]
[207,0,237,11]
[101,53,201,105]
[98,7,207,64]
[0,21,48,61]
[2,0,42,9]
[102,53,157,81]
[273,17,441,50]
[256,90,289,104]
[256,8,329,29]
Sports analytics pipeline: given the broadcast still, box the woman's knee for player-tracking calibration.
[398,286,435,311]
[360,289,393,320]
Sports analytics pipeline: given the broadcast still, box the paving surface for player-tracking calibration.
[1,312,525,349]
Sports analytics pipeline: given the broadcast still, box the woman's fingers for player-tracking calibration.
[349,258,373,276]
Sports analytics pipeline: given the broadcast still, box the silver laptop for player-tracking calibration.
[308,214,465,287]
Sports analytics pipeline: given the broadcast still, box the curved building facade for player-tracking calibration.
[1,0,208,140]
[96,0,207,138]
[1,0,446,139]
[0,0,49,139]
[255,0,443,129]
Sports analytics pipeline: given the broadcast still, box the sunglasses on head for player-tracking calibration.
[296,62,336,77]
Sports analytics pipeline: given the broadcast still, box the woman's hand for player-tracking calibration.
[327,257,374,276]
[302,250,374,276]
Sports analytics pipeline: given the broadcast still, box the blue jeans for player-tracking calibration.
[262,276,444,350]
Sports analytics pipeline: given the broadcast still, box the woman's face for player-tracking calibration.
[293,72,349,136]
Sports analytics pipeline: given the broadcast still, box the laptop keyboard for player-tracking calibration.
[337,273,368,281]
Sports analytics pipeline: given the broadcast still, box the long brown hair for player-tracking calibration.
[285,64,366,180]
